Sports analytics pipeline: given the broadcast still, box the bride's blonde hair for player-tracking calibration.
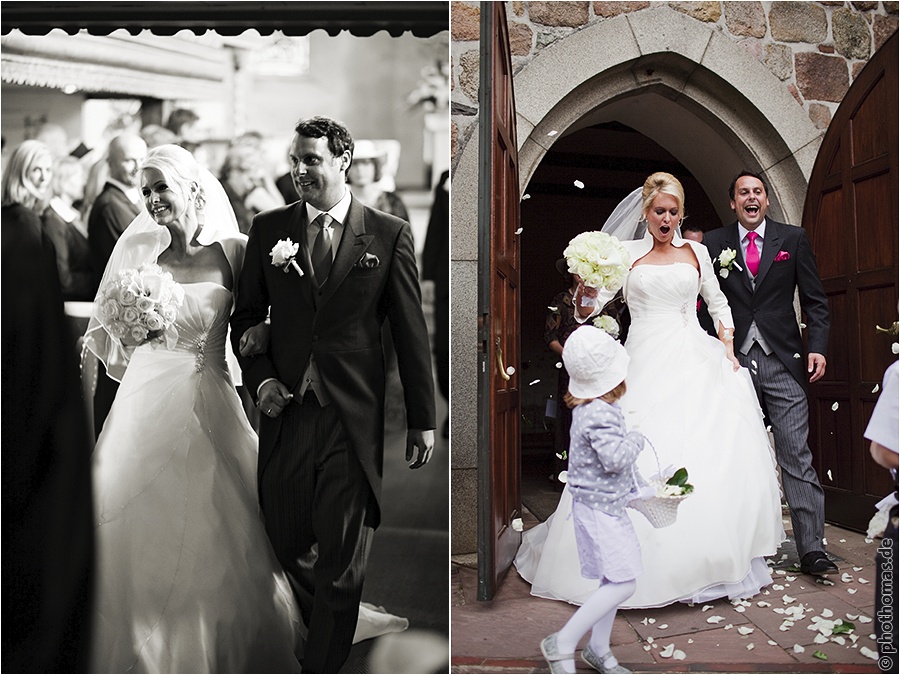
[641,172,685,220]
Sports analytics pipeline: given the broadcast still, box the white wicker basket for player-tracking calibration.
[626,439,692,529]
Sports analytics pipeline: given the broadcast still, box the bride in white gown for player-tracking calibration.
[516,172,785,609]
[85,145,405,673]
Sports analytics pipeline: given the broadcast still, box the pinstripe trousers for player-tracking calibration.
[259,392,376,674]
[740,343,826,557]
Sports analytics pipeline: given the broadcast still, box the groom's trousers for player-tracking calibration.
[740,343,826,557]
[260,392,376,674]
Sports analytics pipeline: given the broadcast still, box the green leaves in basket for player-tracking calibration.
[666,467,694,494]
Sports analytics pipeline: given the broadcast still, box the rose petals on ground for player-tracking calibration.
[673,650,686,660]
[859,615,872,623]
[738,626,754,635]
[783,595,796,604]
[757,601,772,607]
[793,644,805,653]
[814,634,829,644]
[841,572,854,583]
[659,644,675,658]
[847,588,857,595]
[746,643,754,650]
[852,566,862,571]
[658,624,668,629]
[701,605,714,612]
[547,130,558,137]
[706,616,724,624]
[821,609,834,618]
[773,584,785,590]
[767,640,777,646]
[860,646,878,660]
[858,578,869,584]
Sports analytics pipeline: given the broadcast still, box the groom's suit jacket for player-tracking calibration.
[703,219,830,387]
[231,196,435,526]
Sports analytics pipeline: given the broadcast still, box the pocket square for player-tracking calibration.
[774,250,791,262]
[355,252,380,269]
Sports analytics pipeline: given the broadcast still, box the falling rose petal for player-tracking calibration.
[872,383,880,393]
[751,359,758,368]
[522,194,531,200]
[793,644,805,653]
[793,353,801,359]
[738,626,754,635]
[573,180,585,189]
[841,572,853,583]
[821,609,834,618]
[557,471,568,484]
[673,650,686,660]
[548,305,558,311]
[555,362,563,369]
[511,518,523,532]
[528,379,540,386]
[859,647,878,661]
[893,343,899,355]
[800,322,807,329]
[766,425,772,432]
[702,605,714,612]
[706,616,725,624]
[547,130,558,137]
[514,227,523,235]
[555,452,565,460]
[827,469,833,481]
[831,401,839,411]
[659,644,675,658]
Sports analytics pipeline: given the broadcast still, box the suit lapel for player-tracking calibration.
[318,197,374,307]
[754,220,782,288]
[724,223,754,294]
[279,202,314,308]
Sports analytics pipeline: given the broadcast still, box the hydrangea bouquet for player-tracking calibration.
[98,263,184,347]
[563,232,631,303]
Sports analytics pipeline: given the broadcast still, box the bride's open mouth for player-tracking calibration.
[659,225,671,235]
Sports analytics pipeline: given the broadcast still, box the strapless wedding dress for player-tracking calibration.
[90,282,405,673]
[516,263,785,609]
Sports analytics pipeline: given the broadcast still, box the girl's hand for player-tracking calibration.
[239,319,271,357]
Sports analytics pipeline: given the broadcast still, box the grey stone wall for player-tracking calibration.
[451,0,899,164]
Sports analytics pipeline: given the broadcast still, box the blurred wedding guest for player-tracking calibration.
[165,107,202,153]
[681,221,704,243]
[865,357,898,671]
[220,144,285,234]
[87,132,147,439]
[2,143,94,673]
[421,170,449,437]
[42,156,93,302]
[140,123,178,150]
[347,140,409,221]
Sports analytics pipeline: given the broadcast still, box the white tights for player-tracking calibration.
[554,578,636,674]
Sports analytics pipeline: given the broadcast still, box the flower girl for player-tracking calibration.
[540,326,645,674]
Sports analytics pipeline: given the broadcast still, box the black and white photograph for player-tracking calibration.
[2,2,449,673]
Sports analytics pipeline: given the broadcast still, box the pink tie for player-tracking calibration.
[746,231,760,277]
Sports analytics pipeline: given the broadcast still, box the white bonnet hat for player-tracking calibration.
[563,325,629,399]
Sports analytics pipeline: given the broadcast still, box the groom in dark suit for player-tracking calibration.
[231,117,435,673]
[704,170,836,577]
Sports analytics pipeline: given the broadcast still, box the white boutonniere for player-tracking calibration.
[717,248,743,278]
[270,238,304,277]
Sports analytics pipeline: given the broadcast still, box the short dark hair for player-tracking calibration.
[681,221,703,233]
[166,108,200,136]
[729,170,768,200]
[293,116,353,161]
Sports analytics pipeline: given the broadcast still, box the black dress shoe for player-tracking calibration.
[800,551,838,575]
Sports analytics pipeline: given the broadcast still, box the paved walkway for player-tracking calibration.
[452,510,883,674]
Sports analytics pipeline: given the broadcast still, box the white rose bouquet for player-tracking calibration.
[563,231,631,295]
[97,263,184,347]
[592,314,620,339]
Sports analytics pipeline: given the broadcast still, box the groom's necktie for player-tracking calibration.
[312,213,334,283]
[745,231,760,277]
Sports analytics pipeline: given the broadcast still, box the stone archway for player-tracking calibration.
[511,6,823,225]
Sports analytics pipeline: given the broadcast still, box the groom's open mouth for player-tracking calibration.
[744,204,760,216]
